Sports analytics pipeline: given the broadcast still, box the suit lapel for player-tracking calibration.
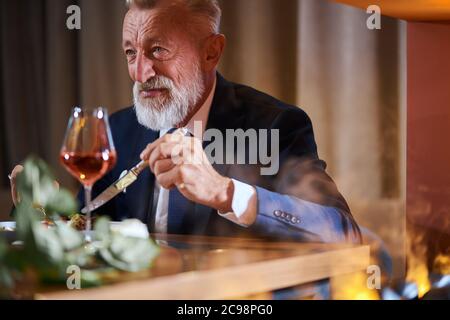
[184,73,246,235]
[206,73,246,172]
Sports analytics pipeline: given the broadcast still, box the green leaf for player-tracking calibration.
[94,216,111,243]
[98,235,159,272]
[46,189,77,216]
[4,155,160,298]
[80,269,104,288]
[31,222,64,264]
[0,238,14,294]
[95,217,159,272]
[15,200,41,241]
[16,156,77,216]
[54,220,84,251]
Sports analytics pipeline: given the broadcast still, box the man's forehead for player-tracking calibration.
[123,5,188,37]
[124,8,161,34]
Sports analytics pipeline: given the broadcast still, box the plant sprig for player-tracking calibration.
[0,156,159,299]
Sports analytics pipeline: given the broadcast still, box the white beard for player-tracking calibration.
[133,63,205,131]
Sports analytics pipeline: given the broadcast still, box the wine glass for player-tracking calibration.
[60,107,117,241]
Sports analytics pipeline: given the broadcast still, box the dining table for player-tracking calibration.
[35,233,370,300]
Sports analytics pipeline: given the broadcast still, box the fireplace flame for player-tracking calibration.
[405,224,431,298]
[406,262,431,298]
[331,271,380,300]
[433,253,450,275]
[405,220,449,299]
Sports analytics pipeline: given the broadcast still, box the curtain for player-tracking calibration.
[0,0,130,190]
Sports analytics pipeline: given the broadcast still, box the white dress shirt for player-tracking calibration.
[154,77,258,233]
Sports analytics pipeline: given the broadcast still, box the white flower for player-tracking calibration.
[110,219,149,239]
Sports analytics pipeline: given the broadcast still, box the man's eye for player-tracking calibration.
[152,47,169,59]
[125,49,136,57]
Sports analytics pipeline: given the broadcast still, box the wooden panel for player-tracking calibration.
[36,235,370,300]
[406,22,450,272]
[332,0,450,21]
[407,21,450,235]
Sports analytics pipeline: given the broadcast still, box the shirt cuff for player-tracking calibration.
[218,179,257,227]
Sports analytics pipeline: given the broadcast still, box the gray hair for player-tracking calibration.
[126,0,221,34]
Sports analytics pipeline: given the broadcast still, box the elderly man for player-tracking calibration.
[10,0,361,243]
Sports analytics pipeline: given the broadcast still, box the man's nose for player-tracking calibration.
[135,52,156,83]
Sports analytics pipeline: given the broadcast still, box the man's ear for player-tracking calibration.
[203,34,226,72]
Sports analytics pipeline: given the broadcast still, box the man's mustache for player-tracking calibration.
[137,76,174,91]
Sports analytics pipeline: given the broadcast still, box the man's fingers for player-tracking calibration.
[156,166,181,189]
[148,143,167,172]
[154,159,176,176]
[140,133,184,161]
[148,142,183,172]
[10,165,24,206]
[10,165,24,180]
[140,142,157,161]
[9,165,60,206]
[140,136,164,161]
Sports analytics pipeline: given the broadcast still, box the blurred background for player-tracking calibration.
[0,0,406,279]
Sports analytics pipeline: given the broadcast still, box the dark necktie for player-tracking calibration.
[166,128,195,234]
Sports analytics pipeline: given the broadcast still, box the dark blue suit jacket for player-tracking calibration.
[79,74,361,243]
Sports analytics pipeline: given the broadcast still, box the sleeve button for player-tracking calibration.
[291,217,300,224]
[274,210,282,217]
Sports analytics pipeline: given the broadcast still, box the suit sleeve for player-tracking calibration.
[245,107,361,243]
[249,186,361,243]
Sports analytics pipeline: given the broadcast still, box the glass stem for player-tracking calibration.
[84,185,93,242]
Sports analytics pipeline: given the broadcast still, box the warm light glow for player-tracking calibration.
[434,254,450,275]
[355,291,378,300]
[417,282,431,299]
[80,174,86,180]
[406,240,431,298]
[331,272,380,300]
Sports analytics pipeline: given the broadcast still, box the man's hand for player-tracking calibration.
[140,133,234,213]
[9,164,60,207]
[9,165,24,206]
